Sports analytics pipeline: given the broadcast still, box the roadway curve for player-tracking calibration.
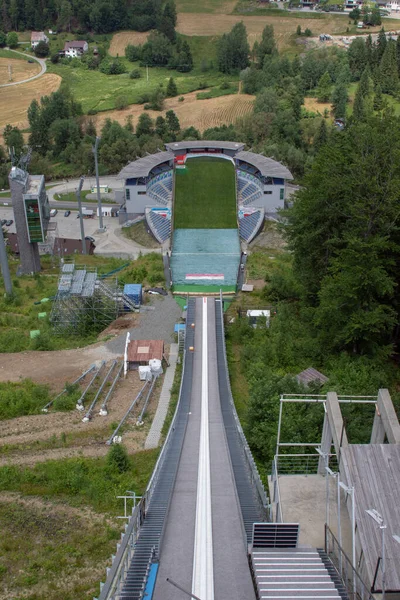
[0,48,47,88]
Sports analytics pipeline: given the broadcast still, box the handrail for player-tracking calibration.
[271,456,283,523]
[218,290,269,511]
[97,346,188,600]
[325,524,375,600]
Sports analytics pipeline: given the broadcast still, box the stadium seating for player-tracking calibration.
[237,170,263,205]
[146,209,171,243]
[147,171,173,206]
[239,209,264,243]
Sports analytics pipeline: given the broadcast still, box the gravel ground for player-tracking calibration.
[106,294,182,354]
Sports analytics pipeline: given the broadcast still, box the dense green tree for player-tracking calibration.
[217,22,249,74]
[163,0,177,26]
[380,40,399,95]
[107,443,130,473]
[3,124,24,157]
[166,76,177,97]
[6,31,18,47]
[257,24,277,65]
[155,115,167,138]
[331,83,348,119]
[50,118,81,156]
[286,114,400,354]
[313,119,328,151]
[377,27,387,61]
[141,31,172,66]
[34,40,49,57]
[358,67,371,97]
[0,31,6,46]
[348,37,368,80]
[136,112,153,136]
[373,83,384,111]
[175,39,193,72]
[1,0,11,31]
[157,15,176,43]
[316,71,332,102]
[353,82,367,121]
[166,109,180,138]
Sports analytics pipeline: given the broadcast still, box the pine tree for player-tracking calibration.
[258,24,277,65]
[316,71,332,103]
[313,119,328,151]
[166,109,180,135]
[396,35,400,76]
[373,84,384,111]
[163,0,177,26]
[332,84,348,119]
[380,40,399,95]
[166,77,177,97]
[358,67,371,98]
[176,40,193,72]
[155,115,167,138]
[353,83,366,121]
[377,27,387,61]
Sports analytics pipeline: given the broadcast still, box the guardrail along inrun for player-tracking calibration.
[118,299,196,599]
[215,298,268,543]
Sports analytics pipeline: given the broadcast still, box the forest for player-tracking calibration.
[0,0,164,33]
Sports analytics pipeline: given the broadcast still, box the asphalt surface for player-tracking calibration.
[105,294,181,354]
[0,48,46,88]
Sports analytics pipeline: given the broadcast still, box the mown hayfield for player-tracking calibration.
[176,12,396,50]
[174,157,237,229]
[109,31,150,56]
[0,73,61,133]
[0,57,40,85]
[176,0,236,13]
[91,90,254,133]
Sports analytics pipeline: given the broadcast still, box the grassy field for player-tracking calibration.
[47,35,226,113]
[174,157,237,229]
[0,449,158,599]
[121,220,160,248]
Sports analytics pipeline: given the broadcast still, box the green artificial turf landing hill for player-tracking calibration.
[174,157,237,229]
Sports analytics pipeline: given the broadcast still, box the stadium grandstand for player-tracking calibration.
[118,142,293,293]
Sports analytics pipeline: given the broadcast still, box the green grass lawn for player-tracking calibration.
[174,157,237,229]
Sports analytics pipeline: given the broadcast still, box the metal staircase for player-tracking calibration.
[251,548,347,600]
[95,279,138,312]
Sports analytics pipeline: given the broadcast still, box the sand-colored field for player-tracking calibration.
[304,97,332,115]
[91,90,254,133]
[0,73,61,135]
[177,13,354,49]
[109,31,150,56]
[0,57,40,85]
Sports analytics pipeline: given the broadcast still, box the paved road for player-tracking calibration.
[0,48,47,88]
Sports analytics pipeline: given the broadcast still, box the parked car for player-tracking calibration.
[50,208,58,217]
[28,59,35,63]
[0,219,6,226]
[146,287,167,296]
[64,210,71,217]
[5,219,13,226]
[85,235,95,243]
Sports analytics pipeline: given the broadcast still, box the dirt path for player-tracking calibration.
[0,343,120,388]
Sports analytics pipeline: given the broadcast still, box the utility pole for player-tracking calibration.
[146,65,149,82]
[92,137,104,231]
[76,176,86,255]
[0,223,12,296]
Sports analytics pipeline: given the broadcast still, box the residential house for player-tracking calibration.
[63,40,89,58]
[31,31,49,48]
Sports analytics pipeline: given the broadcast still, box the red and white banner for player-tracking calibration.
[185,274,225,281]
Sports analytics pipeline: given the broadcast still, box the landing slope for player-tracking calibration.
[174,157,237,229]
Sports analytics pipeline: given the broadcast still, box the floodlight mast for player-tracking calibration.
[76,176,86,255]
[0,224,12,296]
[92,137,104,231]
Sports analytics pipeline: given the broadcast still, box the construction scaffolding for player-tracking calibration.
[50,262,137,335]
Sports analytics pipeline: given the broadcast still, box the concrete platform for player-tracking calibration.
[270,474,352,554]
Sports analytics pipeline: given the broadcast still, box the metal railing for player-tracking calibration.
[217,291,269,514]
[96,338,189,600]
[325,524,374,600]
[271,456,283,523]
[275,452,338,475]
